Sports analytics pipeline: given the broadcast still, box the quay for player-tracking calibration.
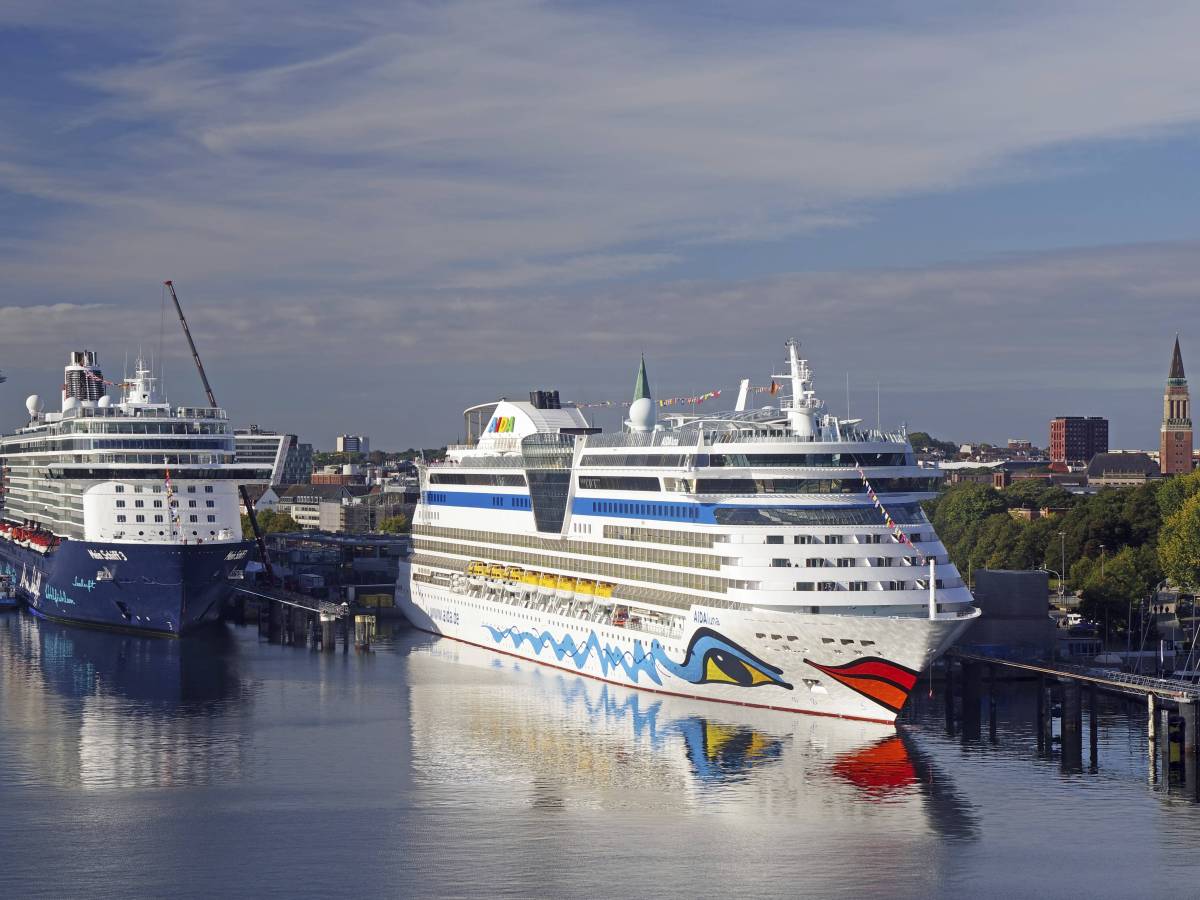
[944,648,1200,790]
[232,584,376,652]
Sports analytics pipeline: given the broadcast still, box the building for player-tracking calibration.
[336,434,370,455]
[276,483,408,533]
[277,484,372,530]
[1161,336,1193,475]
[235,426,314,486]
[1086,451,1159,488]
[958,569,1056,661]
[1007,439,1033,451]
[1049,416,1108,465]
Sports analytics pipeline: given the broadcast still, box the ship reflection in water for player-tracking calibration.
[0,613,245,790]
[406,638,977,833]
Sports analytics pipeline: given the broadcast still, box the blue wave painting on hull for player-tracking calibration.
[482,624,792,691]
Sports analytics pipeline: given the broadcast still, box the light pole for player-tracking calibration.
[1041,568,1062,607]
[1058,531,1066,601]
[1099,544,1106,579]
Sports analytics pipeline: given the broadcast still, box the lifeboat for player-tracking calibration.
[505,566,524,582]
[575,579,595,596]
[467,561,486,576]
[522,570,540,587]
[557,575,576,593]
[596,582,614,599]
[487,564,506,578]
[539,573,557,589]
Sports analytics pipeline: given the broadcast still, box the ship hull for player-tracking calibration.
[404,580,977,724]
[0,538,253,637]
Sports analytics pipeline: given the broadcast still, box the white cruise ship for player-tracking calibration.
[402,340,979,724]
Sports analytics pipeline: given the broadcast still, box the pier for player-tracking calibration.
[231,585,373,652]
[944,649,1200,791]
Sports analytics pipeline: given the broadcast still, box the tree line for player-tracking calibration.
[924,469,1200,624]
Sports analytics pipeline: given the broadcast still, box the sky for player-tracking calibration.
[2,0,1198,450]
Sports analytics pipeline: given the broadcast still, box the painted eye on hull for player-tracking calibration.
[702,650,778,687]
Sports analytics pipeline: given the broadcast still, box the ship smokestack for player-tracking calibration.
[63,350,104,403]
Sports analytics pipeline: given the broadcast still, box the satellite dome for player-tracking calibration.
[97,395,112,408]
[63,396,79,413]
[628,396,655,432]
[25,394,43,417]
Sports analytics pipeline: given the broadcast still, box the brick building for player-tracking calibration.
[1049,416,1108,465]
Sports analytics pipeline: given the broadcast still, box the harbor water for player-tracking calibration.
[2,611,1198,899]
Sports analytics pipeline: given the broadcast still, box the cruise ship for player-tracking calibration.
[402,340,979,724]
[0,351,270,635]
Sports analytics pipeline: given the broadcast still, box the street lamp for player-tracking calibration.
[1099,544,1106,579]
[1058,531,1066,600]
[1040,568,1062,608]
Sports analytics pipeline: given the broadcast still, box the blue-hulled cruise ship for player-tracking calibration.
[402,340,979,724]
[0,351,270,635]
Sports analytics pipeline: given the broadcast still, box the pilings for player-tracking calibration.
[945,651,1200,792]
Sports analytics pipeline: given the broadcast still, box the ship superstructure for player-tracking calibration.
[0,352,270,634]
[403,341,979,724]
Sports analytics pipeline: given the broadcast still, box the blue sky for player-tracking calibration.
[2,0,1198,449]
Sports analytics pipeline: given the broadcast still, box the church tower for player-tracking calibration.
[1160,335,1193,475]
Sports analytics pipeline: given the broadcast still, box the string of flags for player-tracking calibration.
[571,389,723,410]
[856,465,927,564]
[81,370,129,389]
[164,460,183,543]
[748,381,781,395]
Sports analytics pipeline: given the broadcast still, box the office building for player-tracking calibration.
[1049,416,1108,465]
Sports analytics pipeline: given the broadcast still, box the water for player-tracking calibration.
[2,610,1199,899]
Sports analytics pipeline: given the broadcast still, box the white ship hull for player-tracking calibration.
[403,580,975,724]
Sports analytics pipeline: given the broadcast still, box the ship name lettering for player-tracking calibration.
[225,549,249,561]
[694,610,720,626]
[87,549,128,562]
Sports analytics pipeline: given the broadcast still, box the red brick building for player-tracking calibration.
[1161,336,1193,475]
[1049,416,1108,465]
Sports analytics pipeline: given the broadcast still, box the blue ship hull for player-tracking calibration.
[0,537,253,636]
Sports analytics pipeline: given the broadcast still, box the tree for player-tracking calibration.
[908,431,959,456]
[1158,469,1200,520]
[378,514,410,534]
[1159,492,1200,591]
[241,508,299,538]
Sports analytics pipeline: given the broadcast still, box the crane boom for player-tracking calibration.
[164,280,218,408]
[163,280,274,582]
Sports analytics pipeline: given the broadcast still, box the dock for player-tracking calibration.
[945,648,1200,789]
[232,584,375,651]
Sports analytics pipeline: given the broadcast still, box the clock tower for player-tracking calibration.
[1161,336,1193,475]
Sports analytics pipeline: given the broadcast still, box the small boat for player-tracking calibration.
[0,575,17,610]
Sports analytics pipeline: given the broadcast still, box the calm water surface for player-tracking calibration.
[2,610,1198,899]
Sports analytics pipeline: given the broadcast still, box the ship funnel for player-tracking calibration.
[64,350,104,403]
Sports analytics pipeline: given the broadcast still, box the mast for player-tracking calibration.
[164,280,274,581]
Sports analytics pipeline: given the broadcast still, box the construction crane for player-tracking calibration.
[163,280,275,583]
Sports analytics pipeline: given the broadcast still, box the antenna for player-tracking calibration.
[845,372,850,420]
[876,381,881,434]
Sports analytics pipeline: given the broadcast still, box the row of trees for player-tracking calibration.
[925,469,1200,627]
